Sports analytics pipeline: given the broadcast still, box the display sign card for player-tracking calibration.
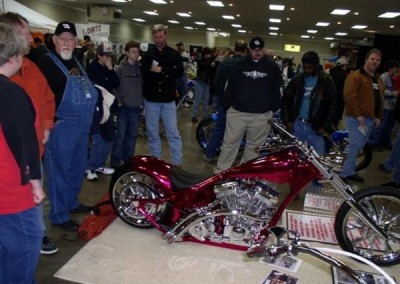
[261,254,302,273]
[286,211,338,244]
[261,269,298,284]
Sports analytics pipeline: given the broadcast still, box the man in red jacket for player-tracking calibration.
[0,12,58,255]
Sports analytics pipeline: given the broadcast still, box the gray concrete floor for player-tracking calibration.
[36,106,395,283]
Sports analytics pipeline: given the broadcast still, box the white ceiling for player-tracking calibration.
[38,0,400,42]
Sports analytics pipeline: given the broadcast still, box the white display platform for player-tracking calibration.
[55,217,400,284]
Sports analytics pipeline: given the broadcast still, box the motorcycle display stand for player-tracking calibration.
[54,217,399,284]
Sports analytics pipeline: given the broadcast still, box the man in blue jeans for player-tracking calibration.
[141,24,184,166]
[111,41,143,167]
[282,51,337,155]
[339,48,384,183]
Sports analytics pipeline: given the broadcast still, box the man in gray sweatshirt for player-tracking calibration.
[110,41,143,167]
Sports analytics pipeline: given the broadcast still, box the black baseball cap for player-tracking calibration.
[249,36,265,49]
[55,21,77,36]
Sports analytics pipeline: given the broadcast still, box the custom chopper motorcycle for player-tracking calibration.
[196,112,373,172]
[110,121,400,266]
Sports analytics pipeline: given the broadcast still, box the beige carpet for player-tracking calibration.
[55,218,400,284]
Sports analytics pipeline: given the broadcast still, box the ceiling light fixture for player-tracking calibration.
[269,18,281,23]
[149,0,167,3]
[231,24,242,28]
[331,9,351,15]
[238,30,246,33]
[269,5,285,11]
[352,25,367,29]
[207,1,224,7]
[133,18,146,22]
[144,11,159,15]
[324,37,335,40]
[168,20,179,24]
[335,32,348,36]
[378,12,400,18]
[184,26,194,30]
[219,32,229,37]
[195,22,206,25]
[316,22,330,26]
[269,32,278,36]
[207,27,216,31]
[112,0,127,2]
[307,30,318,33]
[269,26,279,30]
[222,15,235,20]
[301,35,310,38]
[177,12,191,17]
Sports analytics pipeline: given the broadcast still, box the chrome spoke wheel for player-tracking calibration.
[110,171,167,228]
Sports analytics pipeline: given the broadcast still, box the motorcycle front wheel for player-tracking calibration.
[335,186,400,266]
[109,167,168,229]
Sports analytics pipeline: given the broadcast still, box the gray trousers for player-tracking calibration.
[214,107,273,173]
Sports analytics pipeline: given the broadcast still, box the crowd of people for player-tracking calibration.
[1,12,400,283]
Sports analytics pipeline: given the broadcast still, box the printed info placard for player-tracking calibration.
[286,211,338,244]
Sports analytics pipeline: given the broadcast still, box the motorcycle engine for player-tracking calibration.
[214,178,279,219]
[184,178,280,246]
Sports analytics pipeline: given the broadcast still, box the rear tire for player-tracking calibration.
[335,186,400,266]
[196,117,215,151]
[109,168,168,229]
[355,143,372,171]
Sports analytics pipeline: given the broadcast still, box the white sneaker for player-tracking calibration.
[85,170,98,180]
[95,167,115,175]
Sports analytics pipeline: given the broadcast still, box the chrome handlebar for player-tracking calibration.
[246,227,367,284]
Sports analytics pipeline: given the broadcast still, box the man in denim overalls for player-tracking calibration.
[37,21,97,232]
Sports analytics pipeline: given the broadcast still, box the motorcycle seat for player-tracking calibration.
[170,166,212,191]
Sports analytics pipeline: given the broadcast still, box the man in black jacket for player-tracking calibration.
[281,51,337,155]
[141,24,184,166]
[214,36,281,173]
[330,57,349,125]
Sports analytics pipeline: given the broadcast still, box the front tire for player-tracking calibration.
[335,186,400,266]
[109,168,168,229]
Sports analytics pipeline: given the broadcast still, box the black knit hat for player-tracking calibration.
[302,51,320,65]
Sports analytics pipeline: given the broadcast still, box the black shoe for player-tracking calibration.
[345,174,364,183]
[378,164,392,173]
[52,220,79,232]
[70,204,92,214]
[382,181,400,189]
[40,236,59,255]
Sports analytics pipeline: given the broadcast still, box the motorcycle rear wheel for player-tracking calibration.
[335,186,400,266]
[196,117,215,151]
[354,143,372,172]
[110,168,168,229]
